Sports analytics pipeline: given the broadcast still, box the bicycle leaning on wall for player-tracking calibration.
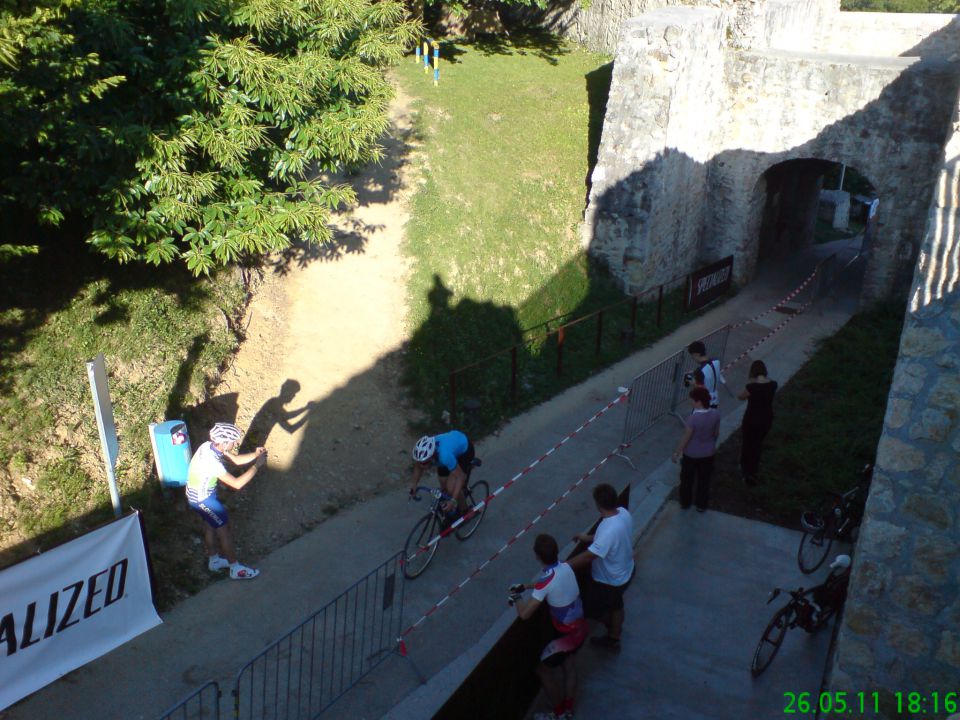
[751,554,852,677]
[797,463,872,574]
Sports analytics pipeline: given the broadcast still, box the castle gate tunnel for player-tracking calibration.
[750,159,877,277]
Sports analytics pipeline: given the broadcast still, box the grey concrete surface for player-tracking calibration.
[3,248,862,720]
[525,504,843,720]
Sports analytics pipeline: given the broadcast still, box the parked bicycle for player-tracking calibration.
[751,555,852,677]
[403,459,488,579]
[797,463,872,574]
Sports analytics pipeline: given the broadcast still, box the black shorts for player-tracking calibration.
[584,569,635,617]
[437,441,475,477]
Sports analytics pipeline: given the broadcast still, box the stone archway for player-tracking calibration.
[747,158,878,267]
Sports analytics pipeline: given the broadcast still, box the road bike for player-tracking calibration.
[403,459,488,580]
[797,464,872,574]
[751,560,851,677]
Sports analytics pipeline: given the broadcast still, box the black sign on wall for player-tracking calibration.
[685,256,734,312]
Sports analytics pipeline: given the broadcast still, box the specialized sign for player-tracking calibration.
[685,256,734,312]
[0,513,161,710]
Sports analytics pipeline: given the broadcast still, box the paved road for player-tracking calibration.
[4,247,862,720]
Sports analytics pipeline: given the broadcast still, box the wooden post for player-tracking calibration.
[556,326,565,375]
[595,311,604,356]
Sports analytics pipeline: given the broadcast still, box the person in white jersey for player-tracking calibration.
[186,422,267,580]
[509,534,586,720]
[568,483,635,651]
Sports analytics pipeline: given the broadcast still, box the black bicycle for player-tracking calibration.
[403,460,488,580]
[751,561,851,677]
[797,464,872,574]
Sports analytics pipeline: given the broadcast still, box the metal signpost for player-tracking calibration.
[86,353,122,517]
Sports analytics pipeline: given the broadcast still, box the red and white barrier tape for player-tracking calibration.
[399,442,628,644]
[730,267,819,329]
[405,392,628,561]
[722,295,815,373]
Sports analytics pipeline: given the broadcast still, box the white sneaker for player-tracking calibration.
[230,563,260,580]
[207,555,230,572]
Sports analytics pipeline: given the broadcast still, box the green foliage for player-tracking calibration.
[396,37,729,434]
[0,0,420,272]
[0,244,247,604]
[710,301,905,524]
[841,0,960,11]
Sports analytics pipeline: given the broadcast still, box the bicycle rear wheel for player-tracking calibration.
[751,606,793,677]
[798,509,833,574]
[455,480,489,541]
[403,513,440,580]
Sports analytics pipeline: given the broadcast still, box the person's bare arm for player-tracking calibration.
[224,447,266,465]
[217,462,262,491]
[737,387,750,401]
[409,463,426,494]
[566,549,599,573]
[515,596,543,620]
[672,427,693,462]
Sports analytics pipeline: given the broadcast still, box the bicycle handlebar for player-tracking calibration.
[410,485,449,501]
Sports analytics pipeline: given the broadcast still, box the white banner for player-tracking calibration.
[0,512,162,710]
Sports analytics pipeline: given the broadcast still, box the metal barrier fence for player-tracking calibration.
[157,680,221,720]
[621,325,731,446]
[232,552,407,720]
[448,269,702,426]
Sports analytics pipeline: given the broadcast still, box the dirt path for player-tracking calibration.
[214,88,420,560]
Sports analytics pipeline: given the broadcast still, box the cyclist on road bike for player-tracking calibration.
[409,430,474,519]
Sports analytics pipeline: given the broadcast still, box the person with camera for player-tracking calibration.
[685,340,725,408]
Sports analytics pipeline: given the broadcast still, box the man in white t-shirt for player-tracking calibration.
[568,483,635,651]
[510,534,586,720]
[687,340,726,409]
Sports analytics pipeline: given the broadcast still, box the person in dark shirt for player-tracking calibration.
[737,360,778,486]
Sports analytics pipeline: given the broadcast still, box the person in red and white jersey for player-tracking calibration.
[509,534,586,720]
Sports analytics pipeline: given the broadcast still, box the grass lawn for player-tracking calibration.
[707,300,905,526]
[395,35,731,433]
[0,241,247,607]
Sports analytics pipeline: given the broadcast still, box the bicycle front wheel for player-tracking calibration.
[403,513,440,580]
[456,480,489,541]
[798,518,833,574]
[751,606,792,677]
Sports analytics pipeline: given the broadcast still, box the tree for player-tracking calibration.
[0,0,420,273]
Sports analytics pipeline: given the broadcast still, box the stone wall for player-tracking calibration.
[706,51,958,294]
[515,0,665,54]
[513,0,838,55]
[816,12,960,59]
[583,8,727,293]
[829,91,960,717]
[761,0,836,51]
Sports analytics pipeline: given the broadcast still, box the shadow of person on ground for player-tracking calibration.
[242,379,314,451]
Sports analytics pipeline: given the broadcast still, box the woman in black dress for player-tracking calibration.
[737,360,777,485]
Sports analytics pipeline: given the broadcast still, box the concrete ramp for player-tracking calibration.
[565,504,837,720]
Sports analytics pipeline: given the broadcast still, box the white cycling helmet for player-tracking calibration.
[210,422,242,444]
[412,435,436,463]
[829,554,851,571]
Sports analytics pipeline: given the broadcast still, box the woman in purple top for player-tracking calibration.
[737,360,778,486]
[671,387,721,512]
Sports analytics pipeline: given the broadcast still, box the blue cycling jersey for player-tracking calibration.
[434,431,469,472]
